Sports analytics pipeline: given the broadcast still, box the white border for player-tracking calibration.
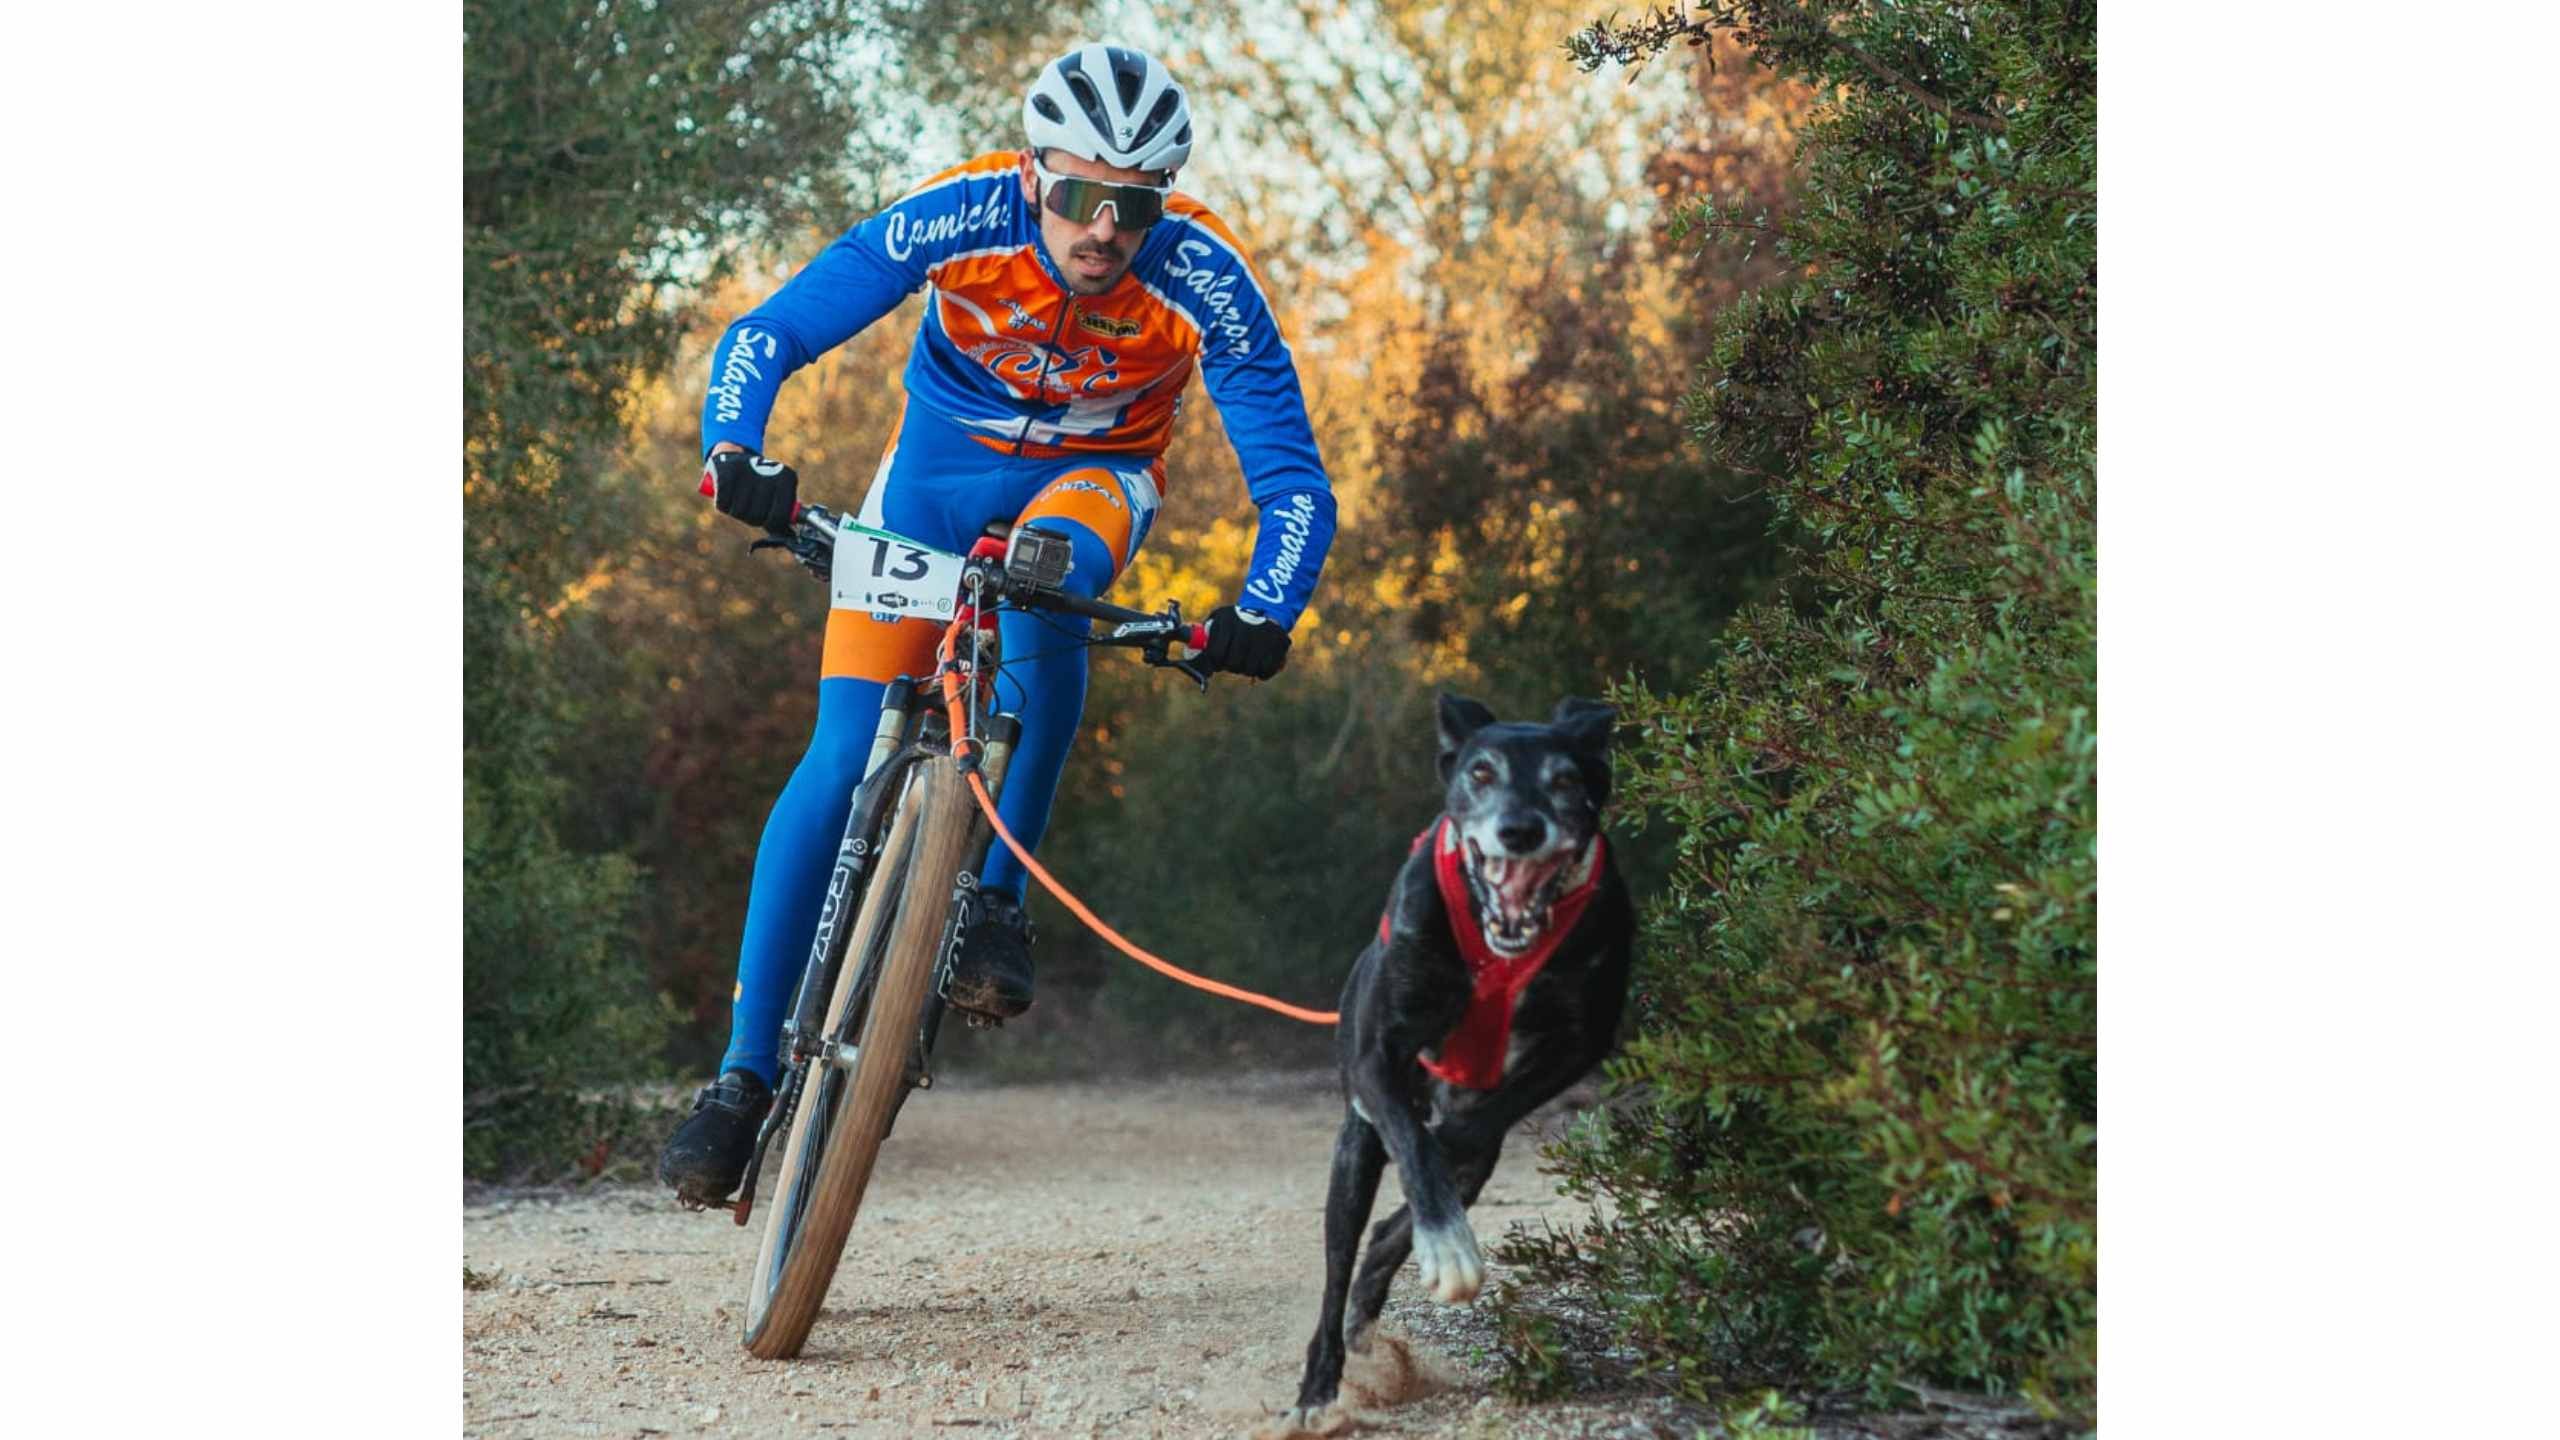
[2107,5,2557,1432]
[9,5,453,1432]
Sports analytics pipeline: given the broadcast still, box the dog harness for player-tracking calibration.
[1379,817,1607,1090]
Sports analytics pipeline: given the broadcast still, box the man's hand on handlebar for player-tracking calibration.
[703,446,800,530]
[701,476,1274,688]
[1200,604,1291,680]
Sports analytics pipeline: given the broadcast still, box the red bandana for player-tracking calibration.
[1376,816,1606,1090]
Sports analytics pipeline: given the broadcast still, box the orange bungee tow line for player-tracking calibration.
[933,615,1340,1027]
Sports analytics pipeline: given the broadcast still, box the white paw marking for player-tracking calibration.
[1412,1219,1484,1304]
[1271,1402,1352,1437]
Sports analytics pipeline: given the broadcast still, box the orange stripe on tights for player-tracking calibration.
[1016,468,1140,572]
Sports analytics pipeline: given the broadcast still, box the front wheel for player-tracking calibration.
[740,756,978,1358]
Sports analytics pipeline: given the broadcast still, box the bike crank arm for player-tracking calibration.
[929,874,1008,1033]
[719,1064,809,1226]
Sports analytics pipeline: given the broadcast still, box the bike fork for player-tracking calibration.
[729,700,1022,1216]
[725,679,930,1225]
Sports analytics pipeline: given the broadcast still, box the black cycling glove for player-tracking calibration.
[703,449,799,530]
[1201,605,1292,680]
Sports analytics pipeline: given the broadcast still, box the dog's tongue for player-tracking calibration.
[1484,852,1564,915]
[1469,841,1570,943]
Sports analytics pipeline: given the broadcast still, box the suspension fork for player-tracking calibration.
[778,678,928,1063]
[782,703,1022,1093]
[728,680,930,1223]
[729,672,1025,1224]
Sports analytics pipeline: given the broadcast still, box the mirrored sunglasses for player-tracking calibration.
[1032,158,1170,229]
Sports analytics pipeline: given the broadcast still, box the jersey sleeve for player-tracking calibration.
[1165,211,1338,631]
[700,157,1023,455]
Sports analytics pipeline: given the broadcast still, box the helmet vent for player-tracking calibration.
[1107,47,1147,110]
[1063,70,1110,134]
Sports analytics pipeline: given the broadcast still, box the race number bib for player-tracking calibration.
[831,523,965,619]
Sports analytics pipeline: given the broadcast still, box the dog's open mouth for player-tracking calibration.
[1463,838,1586,957]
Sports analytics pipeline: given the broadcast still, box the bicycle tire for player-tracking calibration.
[740,756,977,1358]
[737,775,914,1356]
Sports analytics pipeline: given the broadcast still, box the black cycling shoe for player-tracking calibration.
[946,893,1036,1019]
[656,1069,773,1204]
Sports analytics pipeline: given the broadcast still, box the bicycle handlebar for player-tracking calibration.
[1011,585,1215,689]
[1039,587,1211,653]
[718,492,1219,686]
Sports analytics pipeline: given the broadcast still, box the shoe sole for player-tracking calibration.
[664,1171,743,1207]
[943,976,1032,1020]
[659,1121,766,1207]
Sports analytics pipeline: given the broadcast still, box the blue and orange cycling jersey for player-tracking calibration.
[700,151,1335,630]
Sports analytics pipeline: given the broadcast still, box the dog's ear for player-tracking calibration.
[1550,697,1617,753]
[1437,693,1498,783]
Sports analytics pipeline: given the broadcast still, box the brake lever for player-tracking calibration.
[1141,636,1213,692]
[751,521,833,583]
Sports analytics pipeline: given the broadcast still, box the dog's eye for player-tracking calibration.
[1550,772,1584,795]
[1467,760,1496,787]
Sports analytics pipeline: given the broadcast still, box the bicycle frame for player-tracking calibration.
[730,694,1015,1224]
[720,504,1212,1226]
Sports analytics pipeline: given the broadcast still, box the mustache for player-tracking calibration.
[1071,240,1128,261]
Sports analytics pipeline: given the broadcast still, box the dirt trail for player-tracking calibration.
[463,1072,1686,1440]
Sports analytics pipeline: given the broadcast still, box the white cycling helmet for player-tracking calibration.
[1023,43,1194,176]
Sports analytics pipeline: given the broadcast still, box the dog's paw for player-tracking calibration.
[1256,1402,1355,1438]
[1412,1219,1485,1304]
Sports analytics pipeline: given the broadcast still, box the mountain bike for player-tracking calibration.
[707,499,1216,1359]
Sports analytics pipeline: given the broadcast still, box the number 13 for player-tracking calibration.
[868,538,930,581]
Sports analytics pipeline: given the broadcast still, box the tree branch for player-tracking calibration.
[1822,28,2009,134]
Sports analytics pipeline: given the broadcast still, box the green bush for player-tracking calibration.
[1497,0,2096,1417]
[463,570,674,1181]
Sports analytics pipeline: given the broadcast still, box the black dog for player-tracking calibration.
[1280,694,1633,1427]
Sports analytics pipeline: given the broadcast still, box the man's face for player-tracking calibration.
[1019,149,1163,296]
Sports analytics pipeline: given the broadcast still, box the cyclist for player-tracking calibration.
[660,43,1337,1203]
